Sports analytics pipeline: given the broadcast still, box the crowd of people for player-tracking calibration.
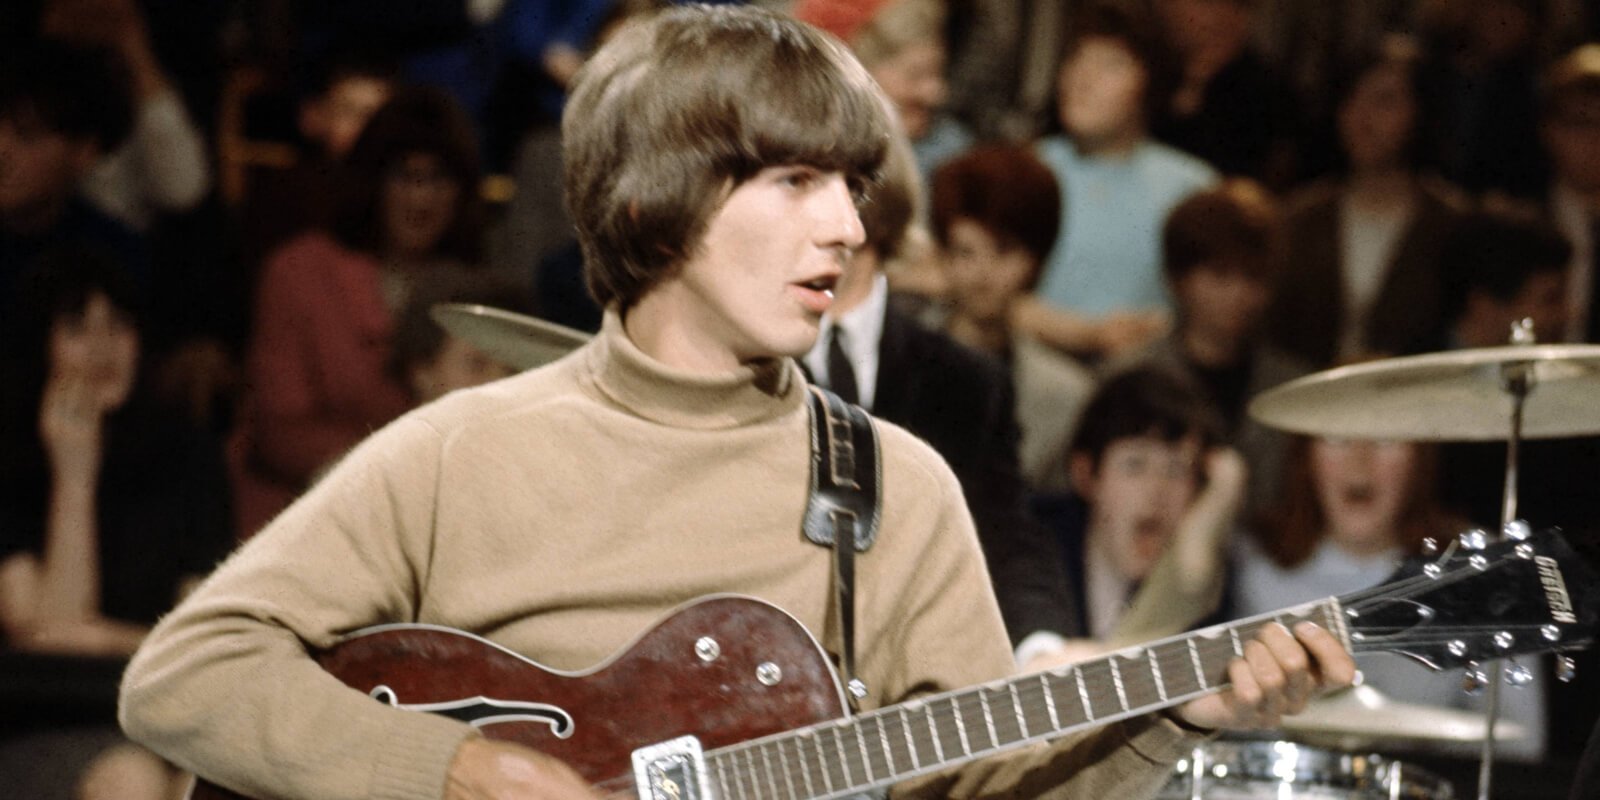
[3,0,1600,798]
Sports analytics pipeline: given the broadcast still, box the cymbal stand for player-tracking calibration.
[1478,319,1537,800]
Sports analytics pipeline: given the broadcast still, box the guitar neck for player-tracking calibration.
[697,599,1347,800]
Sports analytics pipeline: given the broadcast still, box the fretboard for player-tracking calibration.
[698,599,1346,800]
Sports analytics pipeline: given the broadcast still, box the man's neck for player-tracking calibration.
[1073,128,1143,159]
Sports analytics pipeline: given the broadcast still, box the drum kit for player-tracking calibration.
[433,305,1600,799]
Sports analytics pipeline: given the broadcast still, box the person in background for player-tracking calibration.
[0,248,233,800]
[40,0,210,232]
[793,0,974,182]
[232,86,486,537]
[1111,179,1310,515]
[1232,432,1547,760]
[1268,37,1464,367]
[1539,44,1600,344]
[0,39,141,311]
[387,273,524,406]
[1019,366,1244,670]
[926,143,1095,492]
[1012,3,1216,363]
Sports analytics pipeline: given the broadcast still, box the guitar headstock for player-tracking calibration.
[1341,525,1599,673]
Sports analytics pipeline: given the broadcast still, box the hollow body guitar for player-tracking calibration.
[190,529,1598,800]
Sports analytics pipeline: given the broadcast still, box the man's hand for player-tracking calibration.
[446,738,601,800]
[1173,622,1356,731]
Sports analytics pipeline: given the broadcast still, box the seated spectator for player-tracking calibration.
[1441,207,1571,349]
[1111,179,1310,514]
[1232,433,1546,760]
[387,272,525,406]
[241,51,399,268]
[1152,0,1301,188]
[793,0,974,182]
[0,38,142,312]
[41,0,210,231]
[927,143,1095,492]
[0,248,233,800]
[233,87,487,537]
[1539,44,1600,344]
[1013,4,1217,362]
[1268,37,1465,367]
[1019,367,1242,670]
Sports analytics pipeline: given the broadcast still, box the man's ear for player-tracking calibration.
[1068,451,1098,501]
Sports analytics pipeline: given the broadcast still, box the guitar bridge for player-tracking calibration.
[632,735,711,800]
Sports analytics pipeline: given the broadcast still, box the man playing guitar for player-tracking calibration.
[118,7,1355,799]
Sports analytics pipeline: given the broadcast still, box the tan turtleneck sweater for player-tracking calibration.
[119,312,1201,800]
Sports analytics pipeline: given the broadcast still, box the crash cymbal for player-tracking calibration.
[430,303,591,371]
[1248,345,1600,441]
[1280,684,1526,748]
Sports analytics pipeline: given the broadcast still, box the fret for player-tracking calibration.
[1187,638,1208,689]
[924,703,947,764]
[1229,626,1244,658]
[729,749,751,800]
[1013,678,1052,737]
[743,747,762,800]
[854,721,875,784]
[715,755,733,800]
[1040,673,1061,729]
[978,690,1000,751]
[951,696,973,755]
[1009,683,1029,739]
[810,731,836,796]
[796,736,817,799]
[1074,666,1095,722]
[1147,648,1168,703]
[775,739,798,800]
[1110,658,1129,711]
[898,706,922,771]
[758,744,781,800]
[875,712,897,776]
[831,724,853,787]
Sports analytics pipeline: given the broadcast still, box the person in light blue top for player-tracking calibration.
[1016,5,1215,362]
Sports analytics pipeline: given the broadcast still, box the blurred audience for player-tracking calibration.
[1111,179,1309,515]
[1013,4,1217,363]
[0,249,232,800]
[387,273,524,406]
[1541,44,1600,343]
[1268,38,1465,367]
[927,143,1094,492]
[232,87,487,537]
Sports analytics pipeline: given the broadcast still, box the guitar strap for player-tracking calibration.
[804,386,881,713]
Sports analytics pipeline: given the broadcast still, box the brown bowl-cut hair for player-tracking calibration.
[1162,178,1283,284]
[929,144,1062,287]
[562,5,893,311]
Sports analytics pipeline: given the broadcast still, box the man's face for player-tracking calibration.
[1338,63,1417,172]
[1471,269,1569,343]
[0,112,96,225]
[1058,38,1147,145]
[645,165,864,370]
[942,217,1037,324]
[1174,262,1270,349]
[1074,434,1203,582]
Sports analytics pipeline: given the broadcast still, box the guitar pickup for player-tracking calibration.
[632,735,711,800]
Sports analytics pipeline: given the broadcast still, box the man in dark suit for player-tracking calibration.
[801,131,1079,651]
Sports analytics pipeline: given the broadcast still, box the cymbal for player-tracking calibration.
[1248,345,1600,441]
[1280,684,1526,748]
[430,303,591,371]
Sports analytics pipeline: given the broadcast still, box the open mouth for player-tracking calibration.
[1341,484,1376,505]
[797,274,838,295]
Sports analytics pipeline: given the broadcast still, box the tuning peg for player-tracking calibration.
[1462,663,1489,696]
[1503,520,1533,541]
[1459,529,1489,551]
[1558,656,1579,683]
[1422,537,1440,556]
[1505,660,1535,687]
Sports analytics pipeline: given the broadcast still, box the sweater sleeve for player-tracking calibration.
[870,440,1204,798]
[119,416,474,800]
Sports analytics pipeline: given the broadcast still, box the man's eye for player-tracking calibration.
[780,169,816,188]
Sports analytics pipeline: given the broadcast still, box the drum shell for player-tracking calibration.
[1158,740,1455,799]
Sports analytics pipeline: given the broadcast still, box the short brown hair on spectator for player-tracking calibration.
[1162,178,1281,283]
[1059,4,1178,128]
[563,5,892,311]
[930,144,1061,283]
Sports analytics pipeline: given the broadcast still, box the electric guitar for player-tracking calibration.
[191,528,1598,800]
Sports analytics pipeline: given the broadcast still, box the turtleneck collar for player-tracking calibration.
[581,308,804,429]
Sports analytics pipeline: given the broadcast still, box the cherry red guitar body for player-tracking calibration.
[189,596,847,799]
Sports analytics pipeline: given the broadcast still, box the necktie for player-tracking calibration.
[827,327,859,405]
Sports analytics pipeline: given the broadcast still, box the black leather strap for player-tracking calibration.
[804,386,880,711]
